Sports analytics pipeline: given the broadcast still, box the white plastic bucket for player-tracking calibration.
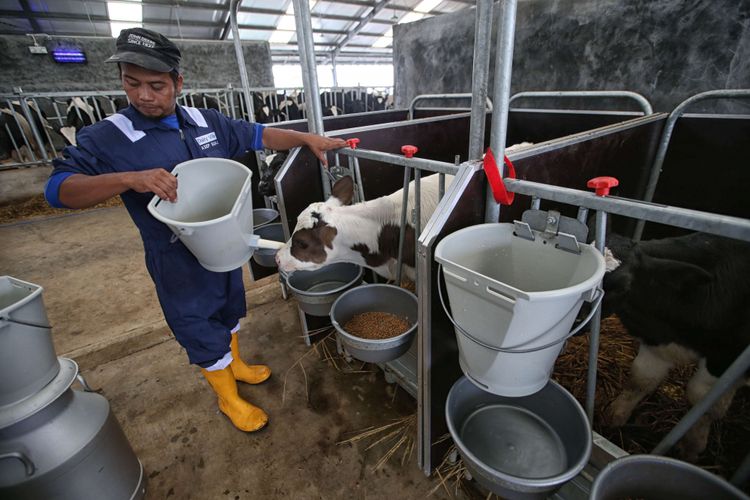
[435,223,605,397]
[147,158,283,272]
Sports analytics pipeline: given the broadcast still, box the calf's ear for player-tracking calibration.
[644,255,713,289]
[330,176,354,206]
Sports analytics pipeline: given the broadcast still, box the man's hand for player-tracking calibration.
[127,168,178,202]
[304,135,348,166]
[261,128,347,166]
[58,168,177,209]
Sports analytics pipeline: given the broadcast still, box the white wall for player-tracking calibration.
[272,64,394,88]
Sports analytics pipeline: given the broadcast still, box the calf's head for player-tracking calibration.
[275,176,355,273]
[601,242,713,318]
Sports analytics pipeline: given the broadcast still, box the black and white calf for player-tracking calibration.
[276,173,450,281]
[276,142,535,279]
[603,232,750,460]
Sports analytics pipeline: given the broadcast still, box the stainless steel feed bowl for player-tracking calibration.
[330,284,417,363]
[446,376,591,500]
[251,223,284,268]
[285,263,364,317]
[252,208,279,229]
[590,455,749,500]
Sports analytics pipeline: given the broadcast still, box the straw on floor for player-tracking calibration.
[553,314,750,482]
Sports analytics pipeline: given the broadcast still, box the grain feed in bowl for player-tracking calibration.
[343,312,410,340]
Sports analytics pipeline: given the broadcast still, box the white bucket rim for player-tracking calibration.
[0,276,44,320]
[435,223,605,300]
[147,158,252,228]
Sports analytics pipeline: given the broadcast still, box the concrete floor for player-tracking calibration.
[1,206,451,499]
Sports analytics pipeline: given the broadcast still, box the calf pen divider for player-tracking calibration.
[338,142,750,486]
[472,164,750,485]
[634,88,750,240]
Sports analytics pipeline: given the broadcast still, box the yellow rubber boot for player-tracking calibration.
[201,366,268,432]
[230,334,271,384]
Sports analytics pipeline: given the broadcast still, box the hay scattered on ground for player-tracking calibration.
[429,438,502,500]
[338,413,416,471]
[553,315,750,482]
[0,193,123,225]
[400,279,417,294]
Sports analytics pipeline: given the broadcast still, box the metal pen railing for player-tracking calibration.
[509,90,654,116]
[0,85,394,171]
[408,93,493,120]
[337,146,460,288]
[633,89,750,240]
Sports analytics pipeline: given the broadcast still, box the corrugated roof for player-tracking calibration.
[0,0,471,64]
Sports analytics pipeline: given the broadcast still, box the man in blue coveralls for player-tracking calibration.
[45,28,347,432]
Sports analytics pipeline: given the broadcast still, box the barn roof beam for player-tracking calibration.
[331,0,389,59]
[0,10,384,37]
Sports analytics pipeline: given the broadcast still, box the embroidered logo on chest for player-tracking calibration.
[195,132,220,151]
[195,132,217,146]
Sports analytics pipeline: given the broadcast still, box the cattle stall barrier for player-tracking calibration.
[633,88,750,240]
[0,85,393,171]
[416,122,750,494]
[274,107,667,393]
[274,103,750,491]
[290,125,750,492]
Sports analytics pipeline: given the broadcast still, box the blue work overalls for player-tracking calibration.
[47,105,265,367]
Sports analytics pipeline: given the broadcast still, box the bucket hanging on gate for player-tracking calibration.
[435,223,605,397]
[147,158,283,272]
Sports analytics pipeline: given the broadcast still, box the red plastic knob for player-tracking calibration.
[346,138,360,149]
[401,145,418,158]
[587,176,619,197]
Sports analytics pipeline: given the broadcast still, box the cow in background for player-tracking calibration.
[258,151,288,198]
[59,96,128,146]
[0,100,56,162]
[279,92,302,120]
[0,109,31,161]
[183,93,221,112]
[602,231,750,461]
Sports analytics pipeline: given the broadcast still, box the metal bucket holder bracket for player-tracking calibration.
[514,209,589,254]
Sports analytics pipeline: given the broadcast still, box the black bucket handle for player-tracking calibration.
[437,264,603,354]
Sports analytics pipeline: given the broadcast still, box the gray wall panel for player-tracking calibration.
[394,0,750,113]
[0,35,273,92]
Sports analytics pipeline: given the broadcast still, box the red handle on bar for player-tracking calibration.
[401,145,418,158]
[587,176,619,196]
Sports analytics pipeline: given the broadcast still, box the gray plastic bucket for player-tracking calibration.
[147,158,283,272]
[330,284,417,363]
[252,223,285,268]
[590,455,749,500]
[435,223,605,397]
[446,376,591,500]
[0,277,58,407]
[252,208,279,229]
[285,263,364,316]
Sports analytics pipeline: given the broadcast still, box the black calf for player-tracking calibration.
[603,231,750,460]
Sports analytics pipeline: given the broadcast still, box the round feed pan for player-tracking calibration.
[330,284,417,363]
[285,263,364,317]
[252,208,279,229]
[252,223,285,268]
[446,376,591,500]
[590,455,749,500]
